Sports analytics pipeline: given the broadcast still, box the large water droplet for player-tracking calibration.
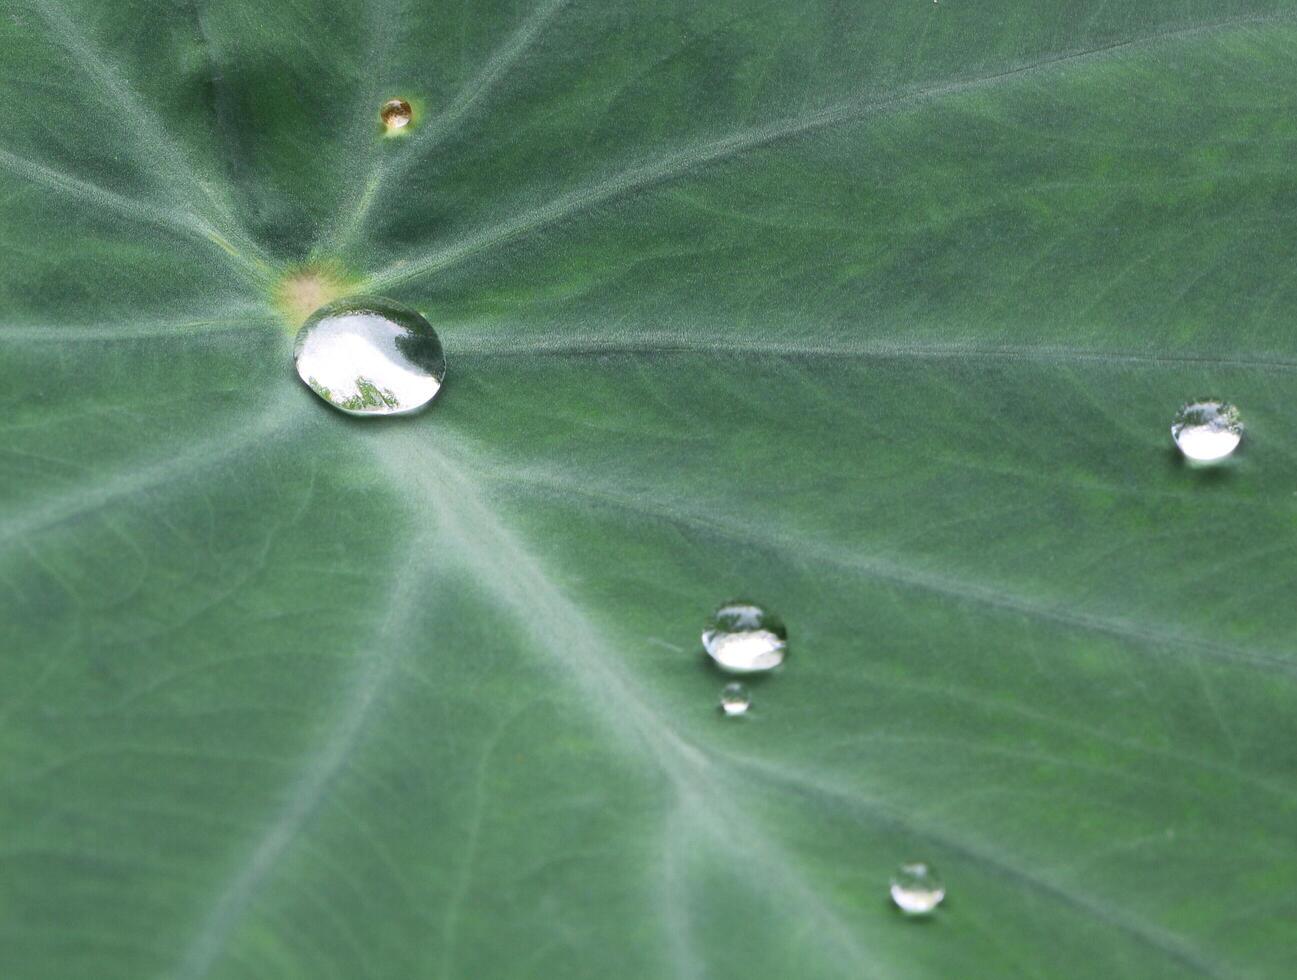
[702,601,786,673]
[294,297,446,416]
[1172,400,1242,463]
[381,98,412,130]
[890,862,945,915]
[718,682,751,717]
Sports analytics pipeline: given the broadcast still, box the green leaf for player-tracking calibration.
[3,1,1296,976]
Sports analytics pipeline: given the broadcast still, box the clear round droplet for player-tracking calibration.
[381,98,412,130]
[293,296,446,416]
[890,862,945,915]
[702,601,786,674]
[719,682,751,717]
[1172,400,1243,463]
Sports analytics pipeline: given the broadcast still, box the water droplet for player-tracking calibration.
[294,296,446,416]
[890,862,945,915]
[381,98,412,130]
[1172,400,1242,463]
[702,601,786,673]
[719,682,751,717]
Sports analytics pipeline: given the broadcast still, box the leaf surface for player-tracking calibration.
[3,2,1297,977]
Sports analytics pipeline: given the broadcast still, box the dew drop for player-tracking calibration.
[890,862,945,915]
[293,296,446,416]
[702,601,786,673]
[381,98,413,130]
[718,682,751,717]
[1171,400,1242,463]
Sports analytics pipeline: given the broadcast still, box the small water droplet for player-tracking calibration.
[702,601,786,673]
[294,296,446,416]
[718,682,751,717]
[890,862,945,915]
[1172,400,1242,463]
[381,98,412,130]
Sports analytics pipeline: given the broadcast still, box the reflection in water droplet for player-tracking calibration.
[294,297,446,416]
[890,862,945,915]
[381,98,412,130]
[719,682,751,717]
[702,601,786,673]
[1172,400,1242,463]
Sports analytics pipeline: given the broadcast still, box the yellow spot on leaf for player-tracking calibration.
[273,263,355,329]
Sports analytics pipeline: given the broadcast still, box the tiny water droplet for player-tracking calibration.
[719,682,751,717]
[890,862,945,915]
[702,601,786,673]
[1172,400,1242,463]
[294,296,446,416]
[381,98,412,130]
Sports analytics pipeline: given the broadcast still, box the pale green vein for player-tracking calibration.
[433,706,522,980]
[308,0,408,257]
[361,9,1296,292]
[0,146,264,280]
[719,752,1226,977]
[166,417,1267,978]
[169,426,887,978]
[171,532,437,980]
[24,0,269,274]
[448,329,1297,373]
[412,428,1240,977]
[0,394,302,551]
[456,456,1297,675]
[380,432,885,978]
[654,810,705,980]
[0,309,273,343]
[323,0,573,253]
[815,668,1297,808]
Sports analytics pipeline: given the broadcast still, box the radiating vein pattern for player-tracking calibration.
[3,1,1297,978]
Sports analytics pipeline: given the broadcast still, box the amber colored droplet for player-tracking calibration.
[380,98,412,130]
